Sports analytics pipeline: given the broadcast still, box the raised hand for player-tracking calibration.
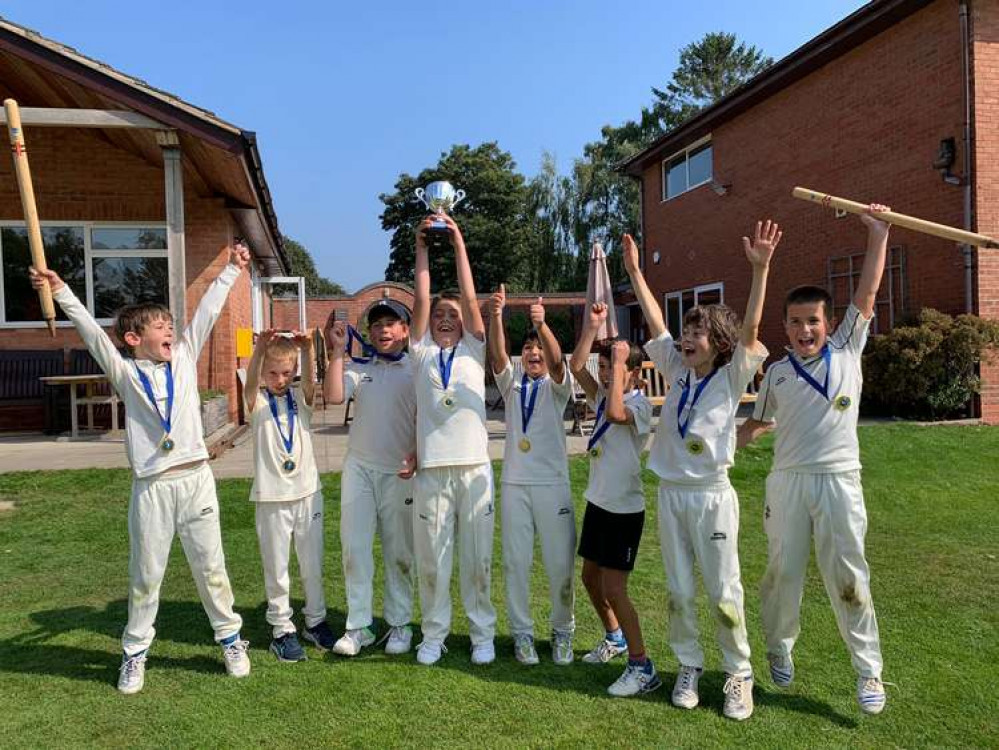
[415,216,435,252]
[289,329,312,350]
[611,339,630,366]
[489,283,506,318]
[324,318,347,353]
[860,203,892,235]
[622,233,641,275]
[587,302,608,330]
[28,266,64,293]
[228,242,251,270]
[529,296,545,328]
[742,219,782,268]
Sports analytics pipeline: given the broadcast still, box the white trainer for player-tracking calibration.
[383,625,413,655]
[671,665,702,709]
[222,639,251,678]
[416,640,447,665]
[332,627,376,657]
[471,641,496,665]
[513,634,539,665]
[551,630,574,666]
[117,651,147,695]
[857,676,887,715]
[607,660,663,697]
[581,638,627,664]
[723,674,754,721]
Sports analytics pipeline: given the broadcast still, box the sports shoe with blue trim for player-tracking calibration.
[118,650,147,694]
[767,652,794,687]
[270,633,307,663]
[303,621,336,651]
[857,676,886,715]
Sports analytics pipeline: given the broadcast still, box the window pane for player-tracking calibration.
[687,143,712,187]
[91,227,167,250]
[92,257,169,318]
[666,295,682,338]
[2,226,85,322]
[696,286,722,307]
[666,155,687,199]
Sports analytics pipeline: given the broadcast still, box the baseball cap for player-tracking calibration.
[366,300,410,326]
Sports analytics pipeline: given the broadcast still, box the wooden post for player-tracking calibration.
[158,131,187,325]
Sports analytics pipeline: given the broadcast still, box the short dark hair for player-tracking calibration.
[683,304,740,369]
[430,289,462,315]
[784,285,834,319]
[597,337,644,370]
[114,303,172,356]
[520,330,542,351]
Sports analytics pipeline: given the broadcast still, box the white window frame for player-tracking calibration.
[664,282,725,337]
[0,221,169,328]
[660,135,713,202]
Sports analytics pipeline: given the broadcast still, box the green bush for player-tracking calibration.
[863,308,999,419]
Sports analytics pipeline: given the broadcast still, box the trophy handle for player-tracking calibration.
[452,189,466,208]
[414,187,428,209]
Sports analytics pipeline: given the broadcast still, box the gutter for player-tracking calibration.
[960,0,974,315]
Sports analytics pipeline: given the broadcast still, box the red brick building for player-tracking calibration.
[0,20,287,430]
[621,0,999,421]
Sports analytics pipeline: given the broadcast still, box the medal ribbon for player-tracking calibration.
[520,372,542,437]
[438,345,457,390]
[587,398,611,452]
[347,325,404,364]
[788,344,831,401]
[267,389,297,456]
[676,368,718,439]
[134,361,173,437]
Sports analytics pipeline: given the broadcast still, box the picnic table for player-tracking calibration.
[39,374,121,438]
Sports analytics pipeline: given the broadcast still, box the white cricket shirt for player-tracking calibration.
[248,384,321,502]
[343,354,417,473]
[584,387,652,514]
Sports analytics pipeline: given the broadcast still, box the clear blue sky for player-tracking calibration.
[5,1,864,292]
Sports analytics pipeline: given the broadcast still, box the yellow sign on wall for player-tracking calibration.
[236,328,254,359]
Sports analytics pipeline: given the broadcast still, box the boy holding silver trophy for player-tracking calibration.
[408,185,497,666]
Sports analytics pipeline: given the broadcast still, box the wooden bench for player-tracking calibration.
[639,360,761,407]
[0,349,64,402]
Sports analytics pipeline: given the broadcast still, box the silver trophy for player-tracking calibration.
[415,181,466,248]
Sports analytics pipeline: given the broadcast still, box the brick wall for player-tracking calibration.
[0,126,253,428]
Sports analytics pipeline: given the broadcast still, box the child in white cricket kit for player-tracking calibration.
[625,224,779,721]
[323,300,417,657]
[739,205,893,715]
[409,213,497,666]
[29,245,252,695]
[488,285,576,666]
[244,329,331,662]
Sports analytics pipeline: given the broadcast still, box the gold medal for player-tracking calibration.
[443,395,455,409]
[161,435,175,452]
[833,394,852,412]
[686,437,705,455]
[519,437,531,453]
[589,445,602,459]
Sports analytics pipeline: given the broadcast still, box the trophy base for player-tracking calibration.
[424,222,451,249]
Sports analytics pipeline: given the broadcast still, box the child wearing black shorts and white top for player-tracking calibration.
[570,303,656,698]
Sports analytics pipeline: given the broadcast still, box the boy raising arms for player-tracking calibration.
[244,329,332,662]
[570,305,657,697]
[323,301,417,657]
[409,214,497,666]
[30,246,252,694]
[488,285,576,666]
[739,206,892,715]
[625,224,779,720]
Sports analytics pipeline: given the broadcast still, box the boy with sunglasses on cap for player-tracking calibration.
[29,245,252,694]
[324,299,417,657]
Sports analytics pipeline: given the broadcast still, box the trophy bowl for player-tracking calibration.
[415,181,466,248]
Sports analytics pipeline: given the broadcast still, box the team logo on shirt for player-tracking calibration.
[710,531,727,541]
[589,445,602,459]
[775,376,787,387]
[686,437,705,455]
[833,394,852,411]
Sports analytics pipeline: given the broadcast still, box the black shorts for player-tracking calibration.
[577,501,645,572]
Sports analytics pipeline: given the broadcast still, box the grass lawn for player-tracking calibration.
[0,424,997,749]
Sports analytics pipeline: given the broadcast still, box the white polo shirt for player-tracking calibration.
[754,304,871,473]
[495,361,573,485]
[248,384,321,502]
[410,330,489,468]
[53,264,240,479]
[344,354,417,473]
[646,334,767,486]
[584,387,652,514]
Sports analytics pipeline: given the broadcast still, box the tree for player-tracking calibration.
[655,32,773,112]
[381,143,532,293]
[280,236,346,296]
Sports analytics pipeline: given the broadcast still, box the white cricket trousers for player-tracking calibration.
[122,462,242,655]
[501,482,576,636]
[657,482,752,677]
[761,470,882,679]
[340,455,415,631]
[255,489,327,638]
[413,463,496,645]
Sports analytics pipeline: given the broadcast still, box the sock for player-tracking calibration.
[627,654,649,669]
[606,628,625,645]
[220,633,240,647]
